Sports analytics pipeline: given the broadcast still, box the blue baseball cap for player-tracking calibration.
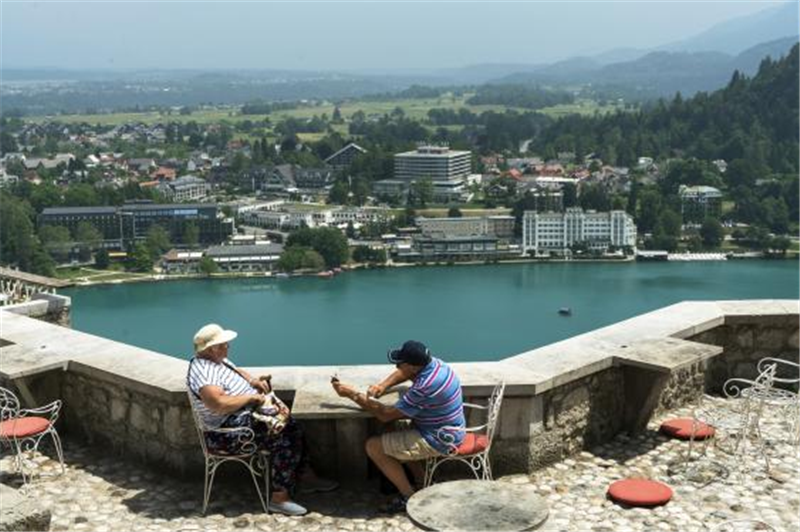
[388,340,432,366]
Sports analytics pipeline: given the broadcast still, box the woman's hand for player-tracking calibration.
[249,394,267,407]
[249,375,272,394]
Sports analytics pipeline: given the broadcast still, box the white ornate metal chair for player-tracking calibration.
[753,357,799,445]
[0,386,65,484]
[187,392,270,514]
[423,382,505,487]
[683,363,777,480]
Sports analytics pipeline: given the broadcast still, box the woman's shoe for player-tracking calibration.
[268,500,308,516]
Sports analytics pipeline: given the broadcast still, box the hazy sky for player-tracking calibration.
[0,0,791,70]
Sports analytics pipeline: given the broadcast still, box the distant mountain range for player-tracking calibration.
[494,36,798,98]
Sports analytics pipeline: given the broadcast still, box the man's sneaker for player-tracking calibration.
[268,500,308,516]
[379,495,408,514]
[297,477,339,494]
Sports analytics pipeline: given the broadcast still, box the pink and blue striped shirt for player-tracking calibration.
[394,357,465,453]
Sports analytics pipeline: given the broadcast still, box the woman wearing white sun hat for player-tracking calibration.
[186,323,337,516]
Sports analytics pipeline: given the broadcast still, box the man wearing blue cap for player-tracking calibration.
[331,340,465,513]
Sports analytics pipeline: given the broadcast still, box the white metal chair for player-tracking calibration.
[423,382,505,487]
[0,386,65,485]
[754,357,799,445]
[187,392,270,514]
[683,363,777,479]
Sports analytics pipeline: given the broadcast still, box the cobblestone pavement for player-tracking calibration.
[2,397,798,532]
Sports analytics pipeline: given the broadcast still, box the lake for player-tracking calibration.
[64,260,799,366]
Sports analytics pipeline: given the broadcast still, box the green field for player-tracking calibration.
[25,94,622,132]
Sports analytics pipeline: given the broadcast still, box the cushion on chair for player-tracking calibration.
[0,416,51,438]
[607,479,673,507]
[455,433,489,455]
[659,418,716,440]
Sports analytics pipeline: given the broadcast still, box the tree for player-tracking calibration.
[74,222,103,262]
[182,222,200,248]
[286,227,349,268]
[700,218,724,249]
[447,207,463,218]
[345,222,356,239]
[198,257,219,276]
[94,249,110,269]
[64,184,99,207]
[409,178,434,208]
[145,225,172,261]
[39,225,72,263]
[277,246,325,272]
[129,243,153,272]
[1,194,55,276]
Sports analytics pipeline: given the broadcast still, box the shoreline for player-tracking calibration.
[60,253,796,289]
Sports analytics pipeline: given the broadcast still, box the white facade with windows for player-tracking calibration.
[522,208,636,255]
[394,145,471,183]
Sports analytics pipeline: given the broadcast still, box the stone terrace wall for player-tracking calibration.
[490,368,626,475]
[689,316,800,392]
[1,299,797,479]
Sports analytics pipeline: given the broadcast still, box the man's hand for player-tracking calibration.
[331,380,358,399]
[366,383,387,398]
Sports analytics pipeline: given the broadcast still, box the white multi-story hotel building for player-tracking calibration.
[394,145,471,183]
[522,207,637,255]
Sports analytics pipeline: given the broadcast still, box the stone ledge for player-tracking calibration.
[1,299,797,404]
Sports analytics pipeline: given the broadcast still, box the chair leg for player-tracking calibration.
[247,455,268,514]
[203,460,219,515]
[49,430,65,475]
[482,454,493,481]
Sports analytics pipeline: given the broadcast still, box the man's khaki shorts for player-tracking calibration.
[381,430,443,461]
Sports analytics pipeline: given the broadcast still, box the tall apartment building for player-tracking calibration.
[394,145,471,183]
[522,207,636,255]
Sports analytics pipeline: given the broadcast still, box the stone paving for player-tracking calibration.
[1,397,798,532]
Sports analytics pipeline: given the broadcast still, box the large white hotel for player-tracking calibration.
[393,145,471,182]
[522,207,637,255]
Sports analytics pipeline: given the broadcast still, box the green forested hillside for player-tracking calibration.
[534,44,799,175]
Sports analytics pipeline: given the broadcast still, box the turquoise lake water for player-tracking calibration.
[63,260,799,366]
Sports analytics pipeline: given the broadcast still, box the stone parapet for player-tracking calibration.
[0,299,797,478]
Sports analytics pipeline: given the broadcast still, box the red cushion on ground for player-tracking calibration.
[0,417,51,438]
[607,479,673,507]
[455,433,489,455]
[659,418,716,440]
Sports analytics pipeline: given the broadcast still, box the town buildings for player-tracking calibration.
[374,145,474,202]
[38,203,233,249]
[156,175,211,202]
[522,207,637,256]
[679,185,723,223]
[324,142,367,170]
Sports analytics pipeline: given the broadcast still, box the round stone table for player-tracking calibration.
[407,480,549,532]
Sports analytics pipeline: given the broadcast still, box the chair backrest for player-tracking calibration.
[484,382,506,452]
[757,357,800,386]
[0,387,20,423]
[186,391,211,456]
[722,362,776,400]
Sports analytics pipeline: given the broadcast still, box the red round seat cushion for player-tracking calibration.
[0,416,51,438]
[607,479,673,507]
[455,433,489,455]
[659,418,716,440]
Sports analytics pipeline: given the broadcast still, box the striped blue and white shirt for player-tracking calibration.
[394,357,465,454]
[187,357,256,429]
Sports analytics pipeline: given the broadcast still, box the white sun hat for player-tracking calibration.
[193,323,238,353]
